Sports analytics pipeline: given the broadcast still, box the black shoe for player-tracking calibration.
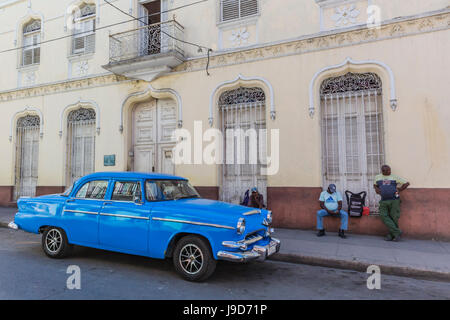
[384,234,394,241]
[338,229,347,239]
[392,235,402,242]
[317,229,326,237]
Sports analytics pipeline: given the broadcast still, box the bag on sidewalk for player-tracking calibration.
[345,190,367,218]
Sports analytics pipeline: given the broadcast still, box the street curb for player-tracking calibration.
[269,253,450,282]
[0,221,9,229]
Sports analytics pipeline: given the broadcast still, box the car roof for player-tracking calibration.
[81,172,188,181]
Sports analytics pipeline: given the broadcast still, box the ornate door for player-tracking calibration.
[133,98,176,174]
[15,115,40,199]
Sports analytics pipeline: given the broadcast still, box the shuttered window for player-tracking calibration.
[220,0,259,23]
[22,20,41,66]
[72,4,96,55]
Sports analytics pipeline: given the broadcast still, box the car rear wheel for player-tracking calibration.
[42,227,72,259]
[173,235,217,282]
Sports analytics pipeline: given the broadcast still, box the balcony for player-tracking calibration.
[102,20,185,82]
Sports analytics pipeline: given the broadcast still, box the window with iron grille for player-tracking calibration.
[218,87,267,205]
[72,3,96,55]
[220,0,259,23]
[320,72,385,213]
[22,20,41,66]
[15,115,40,199]
[67,108,96,186]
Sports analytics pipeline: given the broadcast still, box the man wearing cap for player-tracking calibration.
[317,184,348,239]
[249,187,265,209]
[374,165,410,241]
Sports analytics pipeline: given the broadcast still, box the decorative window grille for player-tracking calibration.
[22,20,41,66]
[15,115,40,199]
[220,0,259,23]
[67,108,96,186]
[219,87,267,204]
[320,72,385,212]
[72,3,96,55]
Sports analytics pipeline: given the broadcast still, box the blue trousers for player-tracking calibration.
[317,209,348,231]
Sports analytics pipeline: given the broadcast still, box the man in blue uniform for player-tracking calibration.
[316,184,348,239]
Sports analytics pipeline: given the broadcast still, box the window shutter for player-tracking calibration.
[33,47,40,64]
[221,0,258,22]
[23,49,33,65]
[240,0,258,18]
[222,0,240,22]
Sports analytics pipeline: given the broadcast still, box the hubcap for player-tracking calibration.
[45,229,62,253]
[179,244,203,275]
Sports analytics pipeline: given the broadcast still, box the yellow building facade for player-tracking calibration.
[0,0,449,238]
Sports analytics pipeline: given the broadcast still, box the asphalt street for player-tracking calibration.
[1,228,449,300]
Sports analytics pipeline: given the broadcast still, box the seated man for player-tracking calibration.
[317,184,348,239]
[249,187,265,209]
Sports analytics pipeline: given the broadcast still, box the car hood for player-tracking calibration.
[152,198,268,230]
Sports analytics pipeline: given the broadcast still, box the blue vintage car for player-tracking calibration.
[9,172,280,281]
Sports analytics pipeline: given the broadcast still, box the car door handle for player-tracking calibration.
[66,199,75,203]
[103,201,112,205]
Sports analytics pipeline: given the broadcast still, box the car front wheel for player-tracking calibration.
[173,235,217,282]
[42,227,72,259]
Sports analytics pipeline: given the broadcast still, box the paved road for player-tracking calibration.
[0,228,449,300]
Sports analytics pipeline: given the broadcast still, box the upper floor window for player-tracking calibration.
[22,20,41,66]
[220,0,259,23]
[72,3,96,55]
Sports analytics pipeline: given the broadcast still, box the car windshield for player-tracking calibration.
[145,180,200,201]
[61,183,75,196]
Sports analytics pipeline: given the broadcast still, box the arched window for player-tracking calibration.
[15,115,40,199]
[22,19,41,66]
[67,108,96,185]
[71,2,96,55]
[320,72,385,211]
[218,87,267,204]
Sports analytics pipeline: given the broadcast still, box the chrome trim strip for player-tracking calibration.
[99,212,149,220]
[63,210,98,215]
[243,210,260,216]
[152,217,235,230]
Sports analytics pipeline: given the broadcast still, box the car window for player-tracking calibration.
[145,180,200,201]
[75,180,108,199]
[111,181,142,202]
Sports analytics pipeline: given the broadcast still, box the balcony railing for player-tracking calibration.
[109,20,184,64]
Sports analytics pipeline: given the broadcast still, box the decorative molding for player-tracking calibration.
[0,74,129,102]
[120,84,183,133]
[209,73,275,127]
[59,99,100,137]
[14,9,45,46]
[229,28,250,47]
[9,106,44,141]
[331,3,360,27]
[308,57,397,118]
[173,9,450,75]
[64,0,100,32]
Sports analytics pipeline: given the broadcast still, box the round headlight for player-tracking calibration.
[266,211,273,224]
[237,218,246,235]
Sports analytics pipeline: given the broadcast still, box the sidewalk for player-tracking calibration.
[1,207,449,281]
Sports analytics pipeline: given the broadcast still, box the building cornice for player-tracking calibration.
[0,73,135,103]
[172,8,450,75]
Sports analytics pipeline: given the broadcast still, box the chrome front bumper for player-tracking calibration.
[8,222,18,230]
[217,238,281,262]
